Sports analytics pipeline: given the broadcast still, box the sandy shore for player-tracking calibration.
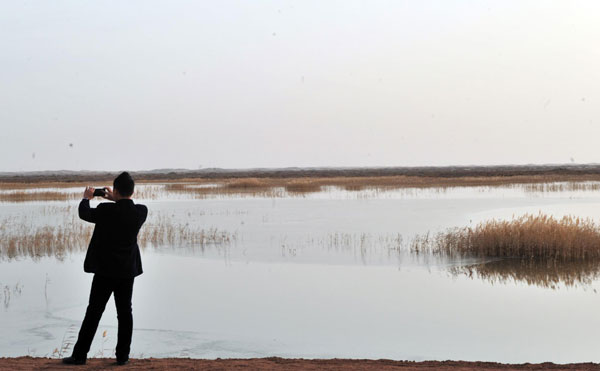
[1,358,599,370]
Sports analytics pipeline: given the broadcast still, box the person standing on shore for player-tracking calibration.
[63,171,148,366]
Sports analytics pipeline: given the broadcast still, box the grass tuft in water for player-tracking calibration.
[412,213,600,262]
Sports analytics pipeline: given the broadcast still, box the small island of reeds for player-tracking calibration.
[412,213,600,288]
[412,213,600,262]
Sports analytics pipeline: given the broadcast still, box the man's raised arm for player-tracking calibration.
[79,187,98,223]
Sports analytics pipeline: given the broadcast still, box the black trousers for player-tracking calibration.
[72,274,135,360]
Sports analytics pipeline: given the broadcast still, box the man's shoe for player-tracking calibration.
[116,359,129,366]
[62,356,86,365]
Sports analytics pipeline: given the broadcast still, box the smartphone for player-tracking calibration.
[93,188,106,197]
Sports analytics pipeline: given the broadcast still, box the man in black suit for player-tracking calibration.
[63,171,148,366]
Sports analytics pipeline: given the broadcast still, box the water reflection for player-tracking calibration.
[449,258,600,289]
[2,282,23,309]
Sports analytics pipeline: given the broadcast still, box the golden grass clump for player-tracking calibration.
[0,224,92,260]
[225,178,266,189]
[413,213,600,262]
[284,180,322,194]
[0,191,79,203]
[164,183,188,192]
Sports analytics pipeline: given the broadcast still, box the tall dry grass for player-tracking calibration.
[0,212,236,260]
[0,224,93,260]
[138,214,236,248]
[3,175,600,201]
[0,185,164,203]
[148,176,600,198]
[0,191,80,202]
[412,214,600,262]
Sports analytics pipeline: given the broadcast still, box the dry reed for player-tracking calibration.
[0,224,93,260]
[225,178,265,189]
[412,214,600,262]
[4,175,600,201]
[138,214,236,248]
[0,191,80,202]
[0,185,164,203]
[150,176,600,198]
[0,212,236,260]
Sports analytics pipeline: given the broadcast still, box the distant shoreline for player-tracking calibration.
[3,164,600,183]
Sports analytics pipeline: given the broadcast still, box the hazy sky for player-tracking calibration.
[1,1,600,171]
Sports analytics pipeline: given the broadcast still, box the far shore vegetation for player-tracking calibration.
[2,173,600,201]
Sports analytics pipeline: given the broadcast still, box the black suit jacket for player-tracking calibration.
[79,198,148,278]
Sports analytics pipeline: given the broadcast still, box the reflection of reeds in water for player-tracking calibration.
[520,181,600,193]
[2,282,23,309]
[450,259,600,289]
[412,214,600,262]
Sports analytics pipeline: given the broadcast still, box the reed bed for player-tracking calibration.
[3,175,600,201]
[449,259,600,289]
[0,223,92,260]
[0,181,94,190]
[138,214,236,248]
[0,185,165,203]
[285,179,323,194]
[206,175,600,192]
[0,191,80,202]
[0,213,236,260]
[412,214,600,262]
[145,176,600,199]
[225,178,266,189]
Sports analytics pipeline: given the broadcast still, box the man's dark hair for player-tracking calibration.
[113,171,135,197]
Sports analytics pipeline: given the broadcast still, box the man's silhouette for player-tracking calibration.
[63,171,147,366]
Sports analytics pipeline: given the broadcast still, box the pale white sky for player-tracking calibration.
[1,1,599,171]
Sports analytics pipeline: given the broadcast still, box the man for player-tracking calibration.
[63,171,148,366]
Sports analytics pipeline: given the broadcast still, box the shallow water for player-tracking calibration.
[2,184,600,362]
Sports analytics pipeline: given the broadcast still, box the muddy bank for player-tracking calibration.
[1,357,599,371]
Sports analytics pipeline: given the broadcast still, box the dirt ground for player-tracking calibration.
[1,358,600,371]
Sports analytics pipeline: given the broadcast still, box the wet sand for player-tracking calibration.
[1,358,599,370]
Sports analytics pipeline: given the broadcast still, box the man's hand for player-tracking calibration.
[83,186,95,200]
[102,186,116,201]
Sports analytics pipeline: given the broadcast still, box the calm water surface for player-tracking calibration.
[1,185,600,363]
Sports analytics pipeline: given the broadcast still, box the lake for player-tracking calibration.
[1,184,600,363]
